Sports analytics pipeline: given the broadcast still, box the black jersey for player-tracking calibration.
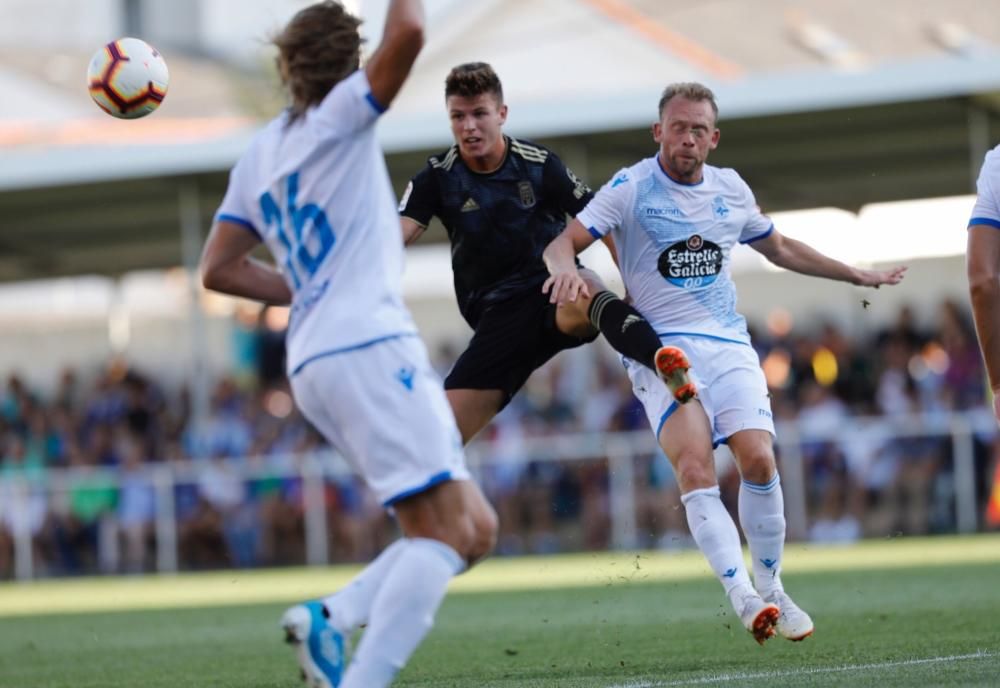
[399,136,593,328]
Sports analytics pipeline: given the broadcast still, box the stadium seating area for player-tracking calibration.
[0,299,996,578]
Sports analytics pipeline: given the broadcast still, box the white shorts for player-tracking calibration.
[291,334,470,507]
[625,334,775,447]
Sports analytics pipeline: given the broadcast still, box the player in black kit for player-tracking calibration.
[399,62,694,443]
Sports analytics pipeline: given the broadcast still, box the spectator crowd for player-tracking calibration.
[1,299,998,579]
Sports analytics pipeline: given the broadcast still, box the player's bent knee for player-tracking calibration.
[672,454,717,491]
[469,506,499,565]
[738,452,776,484]
[555,306,597,339]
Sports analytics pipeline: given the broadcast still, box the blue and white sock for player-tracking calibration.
[681,485,752,594]
[340,538,465,688]
[738,474,785,598]
[322,538,408,633]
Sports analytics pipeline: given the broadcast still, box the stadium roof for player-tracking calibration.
[1,0,1000,281]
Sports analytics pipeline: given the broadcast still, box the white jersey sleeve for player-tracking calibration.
[970,146,1000,229]
[577,168,634,238]
[735,174,774,244]
[215,156,261,239]
[211,68,415,375]
[312,69,385,136]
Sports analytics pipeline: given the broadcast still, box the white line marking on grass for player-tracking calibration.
[607,650,997,688]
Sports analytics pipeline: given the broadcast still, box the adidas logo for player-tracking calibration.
[621,314,642,333]
[460,197,479,212]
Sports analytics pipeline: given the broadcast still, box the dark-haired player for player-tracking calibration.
[400,62,695,445]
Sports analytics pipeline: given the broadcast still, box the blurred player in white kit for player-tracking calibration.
[199,2,497,685]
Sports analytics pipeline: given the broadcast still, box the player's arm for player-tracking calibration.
[200,222,292,305]
[398,169,436,246]
[545,166,629,304]
[749,229,907,287]
[401,217,426,245]
[541,154,600,303]
[542,219,598,304]
[364,0,425,109]
[968,225,1000,401]
[601,234,621,269]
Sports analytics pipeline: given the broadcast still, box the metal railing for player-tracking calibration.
[1,409,995,580]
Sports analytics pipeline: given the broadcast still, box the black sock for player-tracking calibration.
[587,291,661,371]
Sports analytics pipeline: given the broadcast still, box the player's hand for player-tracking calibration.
[542,270,590,305]
[855,265,907,288]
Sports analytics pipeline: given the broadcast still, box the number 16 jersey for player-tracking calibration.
[577,155,773,345]
[215,70,417,376]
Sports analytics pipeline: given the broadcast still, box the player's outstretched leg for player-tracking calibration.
[729,583,780,645]
[280,539,409,686]
[738,475,814,641]
[764,589,814,641]
[580,287,697,404]
[339,538,464,687]
[681,485,778,644]
[282,480,495,687]
[654,345,697,404]
[281,538,465,688]
[281,601,346,687]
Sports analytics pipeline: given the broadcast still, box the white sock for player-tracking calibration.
[321,539,409,633]
[340,538,464,688]
[681,486,752,594]
[738,474,785,598]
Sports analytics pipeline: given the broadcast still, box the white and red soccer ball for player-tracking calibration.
[87,37,169,119]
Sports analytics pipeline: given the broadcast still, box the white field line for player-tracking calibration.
[606,650,998,688]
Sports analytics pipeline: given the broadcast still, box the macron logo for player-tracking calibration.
[722,567,738,578]
[760,558,778,569]
[612,174,629,188]
[396,367,415,391]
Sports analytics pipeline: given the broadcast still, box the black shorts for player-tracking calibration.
[444,289,599,409]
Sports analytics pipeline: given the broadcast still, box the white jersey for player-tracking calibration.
[970,144,1000,229]
[215,70,417,375]
[577,156,773,344]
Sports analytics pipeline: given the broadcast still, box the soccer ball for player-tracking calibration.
[87,37,169,119]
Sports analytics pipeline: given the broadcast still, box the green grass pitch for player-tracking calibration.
[1,535,998,687]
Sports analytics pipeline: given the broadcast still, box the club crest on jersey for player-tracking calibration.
[517,181,536,208]
[712,195,729,218]
[657,233,723,289]
[396,366,416,391]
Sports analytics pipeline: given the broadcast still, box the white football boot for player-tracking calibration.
[764,589,814,641]
[730,585,780,645]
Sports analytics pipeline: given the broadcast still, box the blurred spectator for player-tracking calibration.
[52,444,117,574]
[0,299,995,579]
[116,436,157,573]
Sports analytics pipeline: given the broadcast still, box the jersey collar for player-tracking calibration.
[654,153,705,186]
[464,136,510,176]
